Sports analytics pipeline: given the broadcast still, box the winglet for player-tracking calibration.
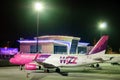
[88,35,109,55]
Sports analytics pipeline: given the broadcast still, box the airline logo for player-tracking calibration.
[60,56,78,64]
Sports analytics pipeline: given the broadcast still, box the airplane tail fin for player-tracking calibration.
[87,35,109,55]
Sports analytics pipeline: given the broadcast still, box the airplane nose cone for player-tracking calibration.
[9,58,15,64]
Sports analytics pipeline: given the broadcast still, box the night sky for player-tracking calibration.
[0,0,120,51]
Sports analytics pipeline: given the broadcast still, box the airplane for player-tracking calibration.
[104,54,120,65]
[9,35,110,73]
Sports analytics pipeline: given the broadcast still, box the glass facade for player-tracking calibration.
[54,46,67,54]
[78,47,87,54]
[70,40,78,54]
[30,45,41,53]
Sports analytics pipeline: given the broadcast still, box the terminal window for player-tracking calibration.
[78,47,87,54]
[70,40,78,54]
[54,46,67,54]
[30,45,41,53]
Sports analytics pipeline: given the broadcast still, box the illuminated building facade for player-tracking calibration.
[18,35,90,54]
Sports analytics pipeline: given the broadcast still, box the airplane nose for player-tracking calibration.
[9,58,15,64]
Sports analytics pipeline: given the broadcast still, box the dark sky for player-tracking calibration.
[0,0,120,51]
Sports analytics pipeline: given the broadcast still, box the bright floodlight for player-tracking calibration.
[35,2,44,11]
[99,22,107,30]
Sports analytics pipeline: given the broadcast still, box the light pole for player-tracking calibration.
[34,2,44,53]
[98,22,107,37]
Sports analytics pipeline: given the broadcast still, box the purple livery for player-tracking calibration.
[88,35,109,55]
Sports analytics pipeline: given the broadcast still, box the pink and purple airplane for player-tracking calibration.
[9,35,110,73]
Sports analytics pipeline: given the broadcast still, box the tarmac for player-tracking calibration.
[0,63,120,80]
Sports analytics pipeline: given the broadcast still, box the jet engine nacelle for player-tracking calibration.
[25,63,41,70]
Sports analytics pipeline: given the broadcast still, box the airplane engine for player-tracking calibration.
[25,64,41,70]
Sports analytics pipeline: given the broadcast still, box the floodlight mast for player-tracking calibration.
[34,2,44,53]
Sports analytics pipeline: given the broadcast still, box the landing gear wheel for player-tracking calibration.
[55,68,60,73]
[96,63,99,68]
[95,63,102,70]
[47,69,49,73]
[20,65,23,70]
[90,64,95,67]
[44,69,49,73]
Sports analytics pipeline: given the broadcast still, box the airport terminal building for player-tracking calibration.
[18,35,91,54]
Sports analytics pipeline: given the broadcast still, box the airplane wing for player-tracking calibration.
[93,57,114,63]
[36,61,56,68]
[24,59,56,70]
[93,58,105,62]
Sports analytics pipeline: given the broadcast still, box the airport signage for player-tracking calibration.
[0,48,18,55]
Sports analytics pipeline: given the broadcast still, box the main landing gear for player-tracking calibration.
[44,69,50,73]
[90,63,100,68]
[44,67,61,73]
[55,67,60,73]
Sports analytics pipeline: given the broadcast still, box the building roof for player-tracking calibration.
[34,35,80,41]
[18,39,89,47]
[18,35,89,47]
